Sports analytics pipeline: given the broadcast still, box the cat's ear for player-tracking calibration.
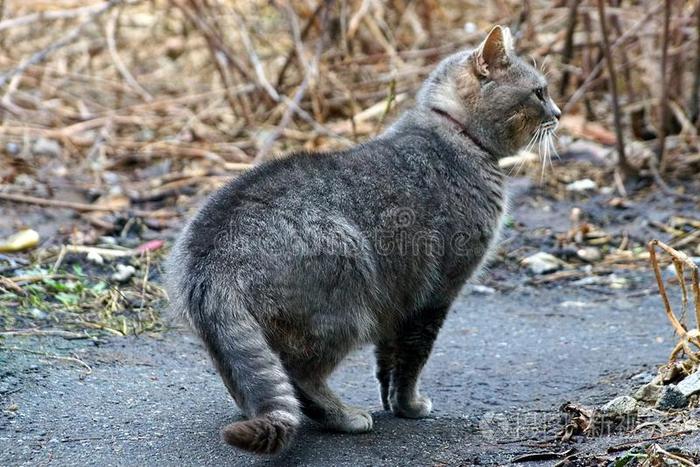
[474,25,514,77]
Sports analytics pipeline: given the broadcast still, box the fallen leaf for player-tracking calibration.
[560,114,616,146]
[0,229,40,252]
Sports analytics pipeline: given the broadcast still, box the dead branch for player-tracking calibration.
[690,3,700,129]
[0,2,113,32]
[0,192,175,218]
[255,1,329,161]
[657,0,672,168]
[648,239,700,362]
[0,0,130,88]
[559,0,580,96]
[648,157,700,203]
[105,7,152,101]
[596,0,636,178]
[563,3,663,114]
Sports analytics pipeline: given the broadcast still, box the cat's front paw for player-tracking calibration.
[390,393,432,419]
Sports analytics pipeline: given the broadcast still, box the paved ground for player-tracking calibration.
[3,276,699,466]
[3,176,700,466]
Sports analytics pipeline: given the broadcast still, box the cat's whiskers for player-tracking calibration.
[541,121,559,179]
[539,128,548,181]
[528,120,559,182]
[510,126,542,177]
[524,127,542,154]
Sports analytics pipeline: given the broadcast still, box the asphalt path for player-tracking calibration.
[4,279,698,466]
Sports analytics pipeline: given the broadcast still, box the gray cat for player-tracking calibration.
[166,25,560,455]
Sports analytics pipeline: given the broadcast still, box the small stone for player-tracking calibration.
[608,197,630,209]
[608,274,629,289]
[111,264,136,282]
[521,252,563,275]
[572,273,628,288]
[633,382,663,403]
[564,140,610,164]
[27,308,47,320]
[660,361,686,384]
[100,236,118,245]
[676,371,700,397]
[601,396,637,416]
[5,142,20,155]
[32,138,61,157]
[468,284,495,295]
[630,371,655,383]
[559,301,589,308]
[577,247,602,262]
[569,207,582,223]
[87,251,104,265]
[565,178,598,192]
[655,385,688,410]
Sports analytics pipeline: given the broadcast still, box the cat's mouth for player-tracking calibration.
[524,119,559,178]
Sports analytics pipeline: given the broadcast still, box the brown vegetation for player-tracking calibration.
[0,0,699,213]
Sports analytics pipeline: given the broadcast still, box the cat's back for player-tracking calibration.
[190,125,463,232]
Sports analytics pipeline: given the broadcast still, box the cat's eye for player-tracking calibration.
[534,88,545,101]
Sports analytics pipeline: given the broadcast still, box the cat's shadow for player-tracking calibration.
[181,410,427,466]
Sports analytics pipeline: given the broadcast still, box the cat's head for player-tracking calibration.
[417,25,560,158]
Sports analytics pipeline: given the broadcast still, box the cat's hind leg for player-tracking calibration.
[293,378,373,433]
[375,341,396,410]
[388,305,448,419]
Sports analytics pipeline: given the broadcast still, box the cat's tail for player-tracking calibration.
[172,270,301,455]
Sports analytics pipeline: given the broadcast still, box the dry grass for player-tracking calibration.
[0,0,699,335]
[0,1,698,211]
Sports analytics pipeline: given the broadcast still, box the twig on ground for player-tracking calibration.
[0,329,93,339]
[606,430,695,453]
[648,239,700,362]
[2,346,93,375]
[0,276,25,295]
[0,192,176,218]
[648,158,700,203]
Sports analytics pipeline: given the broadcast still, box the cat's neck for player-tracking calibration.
[388,107,516,161]
[428,107,497,158]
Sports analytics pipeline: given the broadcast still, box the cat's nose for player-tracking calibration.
[549,99,561,120]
